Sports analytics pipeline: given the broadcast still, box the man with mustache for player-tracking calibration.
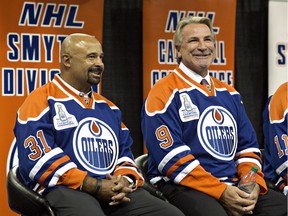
[141,16,287,216]
[14,33,184,216]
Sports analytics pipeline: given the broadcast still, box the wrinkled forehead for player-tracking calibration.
[182,23,212,36]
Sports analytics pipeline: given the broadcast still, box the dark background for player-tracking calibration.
[101,0,268,157]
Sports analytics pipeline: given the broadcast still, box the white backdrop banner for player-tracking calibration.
[268,0,288,96]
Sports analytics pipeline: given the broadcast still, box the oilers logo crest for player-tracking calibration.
[73,117,119,175]
[197,106,237,161]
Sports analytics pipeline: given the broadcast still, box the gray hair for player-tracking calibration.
[173,16,215,64]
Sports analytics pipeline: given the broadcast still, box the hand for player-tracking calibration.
[219,185,257,216]
[239,184,260,214]
[95,174,119,201]
[107,173,133,206]
[81,175,119,201]
[81,174,133,205]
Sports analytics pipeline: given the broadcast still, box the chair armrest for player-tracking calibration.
[6,166,55,216]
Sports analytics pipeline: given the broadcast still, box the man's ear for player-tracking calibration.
[62,54,71,67]
[174,47,181,64]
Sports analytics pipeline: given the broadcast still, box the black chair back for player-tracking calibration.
[6,165,55,216]
[135,154,169,202]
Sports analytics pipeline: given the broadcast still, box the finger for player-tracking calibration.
[109,200,120,206]
[120,196,131,203]
[112,186,132,194]
[114,175,121,184]
[110,196,131,205]
[237,189,250,198]
[111,184,122,192]
[243,204,256,213]
[106,173,113,180]
[240,198,255,208]
[111,181,124,191]
[108,197,131,206]
[112,192,126,201]
[121,187,133,193]
[110,175,121,185]
[112,192,131,202]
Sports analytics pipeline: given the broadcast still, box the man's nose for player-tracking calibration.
[93,57,104,66]
[197,40,207,49]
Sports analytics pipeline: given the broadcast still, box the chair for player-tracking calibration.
[6,165,55,216]
[135,154,168,202]
[260,149,281,192]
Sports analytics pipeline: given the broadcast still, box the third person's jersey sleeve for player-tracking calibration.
[263,82,288,193]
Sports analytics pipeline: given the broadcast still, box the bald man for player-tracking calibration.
[14,33,184,216]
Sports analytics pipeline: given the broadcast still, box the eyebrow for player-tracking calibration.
[87,52,104,56]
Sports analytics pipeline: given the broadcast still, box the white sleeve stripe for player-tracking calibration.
[174,160,200,183]
[235,158,262,170]
[29,147,64,179]
[159,145,191,172]
[276,177,284,185]
[117,156,135,165]
[48,162,77,187]
[38,188,45,195]
[283,186,288,196]
[235,148,261,156]
[276,160,288,174]
[32,183,40,192]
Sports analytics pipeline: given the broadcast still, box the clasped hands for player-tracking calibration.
[82,174,133,206]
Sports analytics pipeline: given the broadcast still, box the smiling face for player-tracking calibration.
[60,34,104,93]
[176,23,215,77]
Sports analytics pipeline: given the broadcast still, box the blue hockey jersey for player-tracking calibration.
[14,74,144,194]
[141,63,267,199]
[263,82,288,195]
